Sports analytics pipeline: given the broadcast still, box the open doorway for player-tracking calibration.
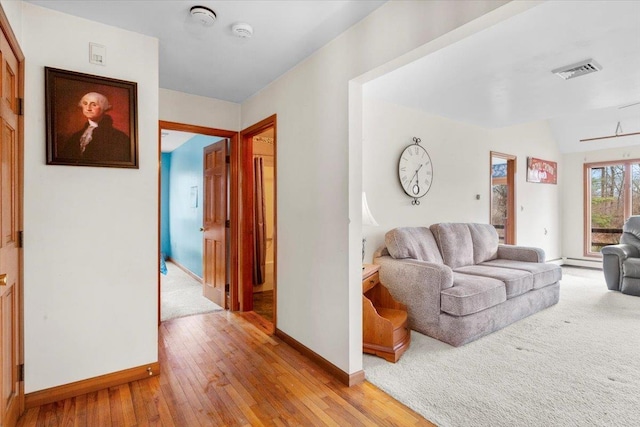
[490,152,517,244]
[158,121,236,322]
[250,127,275,322]
[239,116,277,330]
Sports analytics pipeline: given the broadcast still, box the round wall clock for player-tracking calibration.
[398,137,433,205]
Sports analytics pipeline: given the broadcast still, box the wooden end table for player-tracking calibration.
[362,264,410,362]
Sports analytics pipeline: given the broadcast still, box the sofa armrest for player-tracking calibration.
[600,243,639,259]
[372,245,389,259]
[374,255,453,326]
[497,245,545,263]
[601,244,639,291]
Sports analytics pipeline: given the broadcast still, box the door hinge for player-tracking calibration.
[225,155,230,164]
[18,231,23,248]
[18,364,24,382]
[17,98,24,116]
[225,220,230,228]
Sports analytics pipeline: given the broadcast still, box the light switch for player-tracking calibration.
[89,43,106,66]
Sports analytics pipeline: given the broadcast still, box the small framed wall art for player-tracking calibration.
[45,67,138,168]
[527,157,557,184]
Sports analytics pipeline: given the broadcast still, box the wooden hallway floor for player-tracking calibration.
[17,311,435,426]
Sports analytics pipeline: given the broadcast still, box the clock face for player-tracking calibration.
[398,144,433,199]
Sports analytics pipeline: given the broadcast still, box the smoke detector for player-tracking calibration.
[552,59,602,80]
[190,6,216,27]
[231,23,253,39]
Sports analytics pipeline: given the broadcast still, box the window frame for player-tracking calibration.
[583,158,640,257]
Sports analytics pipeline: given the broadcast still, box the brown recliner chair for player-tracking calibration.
[601,216,640,296]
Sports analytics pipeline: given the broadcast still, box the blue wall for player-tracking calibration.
[162,135,221,278]
[160,153,171,258]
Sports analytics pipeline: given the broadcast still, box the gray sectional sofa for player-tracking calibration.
[373,223,561,346]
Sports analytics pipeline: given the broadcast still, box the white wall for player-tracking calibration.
[1,0,543,392]
[21,3,159,392]
[562,145,640,266]
[362,98,562,263]
[240,0,517,374]
[1,0,22,45]
[160,88,240,131]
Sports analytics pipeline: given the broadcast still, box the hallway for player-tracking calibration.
[18,311,433,426]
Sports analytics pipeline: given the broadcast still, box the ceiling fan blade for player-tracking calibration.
[619,101,640,109]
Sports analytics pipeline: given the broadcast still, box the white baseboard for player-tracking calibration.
[561,257,603,269]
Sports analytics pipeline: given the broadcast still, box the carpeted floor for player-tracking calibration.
[363,267,640,427]
[161,261,223,321]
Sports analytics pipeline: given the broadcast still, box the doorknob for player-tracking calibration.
[0,274,6,286]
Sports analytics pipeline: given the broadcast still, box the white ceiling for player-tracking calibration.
[26,0,386,103]
[364,1,640,153]
[25,1,640,154]
[160,130,198,152]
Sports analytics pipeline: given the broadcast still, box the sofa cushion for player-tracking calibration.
[481,259,561,289]
[385,227,444,263]
[468,223,499,264]
[430,223,474,268]
[454,265,534,298]
[441,273,506,316]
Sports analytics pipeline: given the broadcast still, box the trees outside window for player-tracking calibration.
[585,160,640,255]
[492,184,507,242]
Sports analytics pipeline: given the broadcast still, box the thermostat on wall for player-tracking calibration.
[89,42,106,66]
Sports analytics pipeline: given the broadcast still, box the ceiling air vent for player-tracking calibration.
[552,59,602,80]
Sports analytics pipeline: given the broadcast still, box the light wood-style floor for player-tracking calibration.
[18,311,434,426]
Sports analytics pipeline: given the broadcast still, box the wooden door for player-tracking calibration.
[239,116,277,318]
[0,25,22,427]
[203,140,227,308]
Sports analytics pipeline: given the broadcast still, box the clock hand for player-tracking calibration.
[407,164,423,191]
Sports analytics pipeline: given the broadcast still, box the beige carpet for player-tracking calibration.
[363,267,640,427]
[161,261,223,321]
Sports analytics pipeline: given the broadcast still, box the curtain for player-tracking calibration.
[253,157,266,285]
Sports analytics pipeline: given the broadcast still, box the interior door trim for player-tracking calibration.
[157,121,238,323]
[490,151,517,245]
[238,115,277,325]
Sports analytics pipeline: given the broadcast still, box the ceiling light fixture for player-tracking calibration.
[231,23,253,38]
[190,6,217,27]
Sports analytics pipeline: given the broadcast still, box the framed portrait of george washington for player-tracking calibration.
[45,67,138,168]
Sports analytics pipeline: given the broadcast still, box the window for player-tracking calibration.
[490,152,516,245]
[584,160,640,256]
